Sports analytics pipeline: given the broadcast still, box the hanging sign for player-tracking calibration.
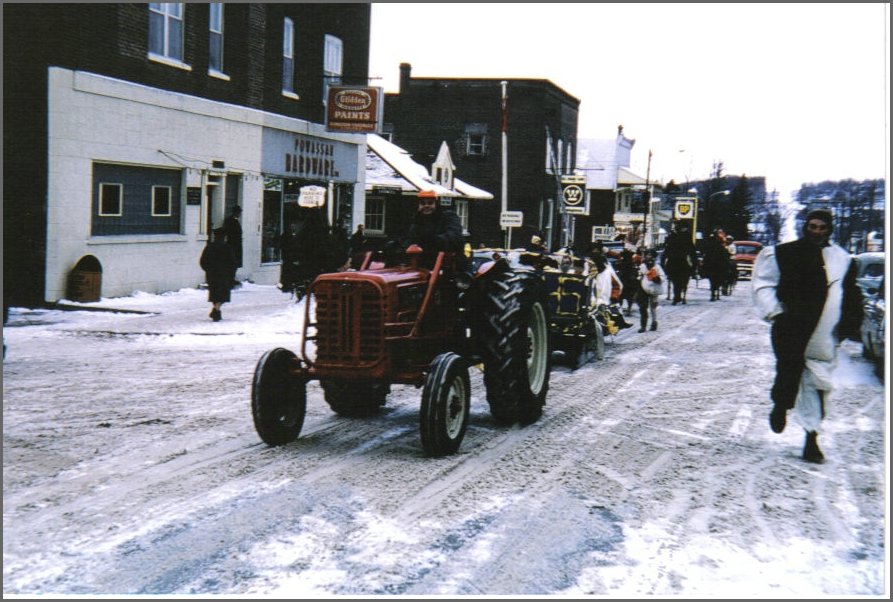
[298,185,327,207]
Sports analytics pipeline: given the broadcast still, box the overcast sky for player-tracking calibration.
[368,3,889,201]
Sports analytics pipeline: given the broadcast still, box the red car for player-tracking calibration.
[732,241,763,280]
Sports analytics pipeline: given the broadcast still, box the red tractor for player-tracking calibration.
[251,245,551,457]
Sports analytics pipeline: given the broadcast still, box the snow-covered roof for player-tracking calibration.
[366,134,492,200]
[617,166,648,185]
[453,177,493,199]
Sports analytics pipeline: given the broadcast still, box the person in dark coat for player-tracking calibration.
[349,224,366,255]
[404,191,464,266]
[200,227,237,321]
[278,222,301,294]
[662,220,697,305]
[617,249,641,315]
[223,205,243,282]
[752,208,863,463]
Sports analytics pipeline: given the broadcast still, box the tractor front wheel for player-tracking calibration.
[420,352,471,457]
[252,348,306,446]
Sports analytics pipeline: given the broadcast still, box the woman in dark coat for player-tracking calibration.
[200,227,237,321]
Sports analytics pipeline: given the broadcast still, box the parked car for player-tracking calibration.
[860,276,885,377]
[854,252,885,296]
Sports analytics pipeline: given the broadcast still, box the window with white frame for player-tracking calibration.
[99,183,123,216]
[455,199,469,234]
[282,17,295,95]
[565,141,574,173]
[92,163,182,236]
[364,196,385,233]
[208,3,224,74]
[465,123,488,156]
[149,3,184,62]
[152,186,172,216]
[323,34,343,103]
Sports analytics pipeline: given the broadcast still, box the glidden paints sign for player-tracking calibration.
[325,86,384,133]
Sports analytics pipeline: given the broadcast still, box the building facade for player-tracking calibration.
[3,3,371,306]
[382,63,580,251]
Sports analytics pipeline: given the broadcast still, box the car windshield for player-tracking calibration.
[736,246,760,255]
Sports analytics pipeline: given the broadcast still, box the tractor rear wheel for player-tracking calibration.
[252,348,306,446]
[479,270,550,424]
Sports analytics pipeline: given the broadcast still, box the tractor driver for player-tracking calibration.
[404,190,465,266]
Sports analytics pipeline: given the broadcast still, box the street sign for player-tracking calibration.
[500,210,523,228]
[561,175,588,215]
[591,225,616,242]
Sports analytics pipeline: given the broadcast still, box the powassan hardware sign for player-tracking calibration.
[326,86,384,133]
[561,175,588,215]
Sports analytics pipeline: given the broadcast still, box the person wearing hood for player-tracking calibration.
[752,208,863,463]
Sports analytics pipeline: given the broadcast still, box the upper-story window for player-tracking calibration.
[149,3,184,62]
[208,3,224,74]
[323,34,343,103]
[465,123,488,156]
[282,17,296,96]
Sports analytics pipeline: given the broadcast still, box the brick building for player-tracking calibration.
[3,3,371,307]
[382,63,580,251]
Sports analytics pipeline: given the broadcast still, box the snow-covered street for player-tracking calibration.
[2,281,888,597]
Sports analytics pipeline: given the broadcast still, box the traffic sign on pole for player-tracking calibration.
[499,210,523,228]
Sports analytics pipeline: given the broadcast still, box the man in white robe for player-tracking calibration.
[752,208,863,463]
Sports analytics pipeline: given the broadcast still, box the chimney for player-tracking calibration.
[399,62,412,93]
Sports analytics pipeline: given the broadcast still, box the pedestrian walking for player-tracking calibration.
[200,227,237,322]
[617,248,641,315]
[635,250,666,332]
[752,208,863,463]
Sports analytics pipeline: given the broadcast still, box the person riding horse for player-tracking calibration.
[662,220,697,305]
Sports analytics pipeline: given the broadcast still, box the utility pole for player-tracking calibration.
[501,81,509,249]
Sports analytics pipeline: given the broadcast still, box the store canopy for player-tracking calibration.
[366,134,493,200]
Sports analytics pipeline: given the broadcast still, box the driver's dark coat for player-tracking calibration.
[404,206,464,254]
